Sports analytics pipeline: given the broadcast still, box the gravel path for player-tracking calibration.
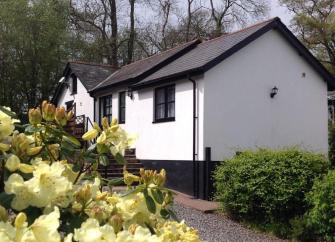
[173,203,283,242]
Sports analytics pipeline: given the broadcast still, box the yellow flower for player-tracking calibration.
[23,207,61,242]
[28,108,42,125]
[0,205,8,222]
[82,129,98,141]
[0,107,16,141]
[96,131,107,144]
[27,146,43,156]
[74,218,116,242]
[15,212,27,228]
[55,107,67,126]
[18,163,34,173]
[5,154,21,172]
[5,173,32,211]
[0,221,16,242]
[26,162,73,208]
[123,170,139,186]
[0,143,10,152]
[42,101,56,121]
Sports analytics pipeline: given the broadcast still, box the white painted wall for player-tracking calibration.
[203,29,328,160]
[94,79,201,160]
[57,78,94,123]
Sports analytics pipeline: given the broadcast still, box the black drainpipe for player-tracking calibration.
[188,75,198,198]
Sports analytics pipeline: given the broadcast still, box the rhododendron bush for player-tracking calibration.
[0,102,201,242]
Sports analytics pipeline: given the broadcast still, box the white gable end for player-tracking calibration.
[203,29,328,160]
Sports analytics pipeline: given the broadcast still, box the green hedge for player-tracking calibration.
[329,123,335,167]
[303,170,335,241]
[214,148,329,237]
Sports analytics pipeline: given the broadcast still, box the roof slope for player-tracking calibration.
[66,62,118,90]
[92,39,200,91]
[133,17,335,89]
[51,61,117,104]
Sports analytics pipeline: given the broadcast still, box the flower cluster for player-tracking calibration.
[82,117,135,157]
[0,101,202,242]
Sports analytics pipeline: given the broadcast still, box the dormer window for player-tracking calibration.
[69,74,77,95]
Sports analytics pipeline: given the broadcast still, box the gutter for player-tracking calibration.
[188,75,199,198]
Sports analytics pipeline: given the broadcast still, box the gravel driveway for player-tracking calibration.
[173,203,283,242]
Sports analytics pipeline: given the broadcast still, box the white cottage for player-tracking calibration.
[53,17,335,164]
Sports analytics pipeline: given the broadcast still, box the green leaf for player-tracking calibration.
[121,185,145,197]
[160,209,170,219]
[87,143,97,152]
[25,125,43,134]
[0,106,16,118]
[0,193,14,209]
[62,135,81,148]
[114,153,126,165]
[99,155,109,166]
[97,144,109,154]
[144,189,156,214]
[108,177,124,186]
[151,189,164,204]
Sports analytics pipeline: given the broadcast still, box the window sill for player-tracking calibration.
[152,117,175,123]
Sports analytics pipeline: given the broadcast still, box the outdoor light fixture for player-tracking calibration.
[127,89,134,100]
[270,86,278,98]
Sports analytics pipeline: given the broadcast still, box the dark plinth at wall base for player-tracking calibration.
[140,159,221,201]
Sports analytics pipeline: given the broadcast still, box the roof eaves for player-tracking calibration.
[132,67,204,90]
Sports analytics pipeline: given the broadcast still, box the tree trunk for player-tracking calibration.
[109,0,118,67]
[127,0,135,64]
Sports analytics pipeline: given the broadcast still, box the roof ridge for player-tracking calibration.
[119,39,200,68]
[201,17,279,45]
[69,60,119,69]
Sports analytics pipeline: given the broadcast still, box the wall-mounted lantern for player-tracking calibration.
[270,86,278,98]
[127,88,134,100]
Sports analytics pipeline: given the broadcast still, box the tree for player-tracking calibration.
[209,0,269,37]
[0,0,71,117]
[127,0,136,64]
[70,0,119,66]
[280,0,335,74]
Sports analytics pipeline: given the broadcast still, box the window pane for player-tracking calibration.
[155,104,165,119]
[167,86,175,102]
[156,89,165,104]
[167,102,175,118]
[120,108,125,122]
[120,92,125,107]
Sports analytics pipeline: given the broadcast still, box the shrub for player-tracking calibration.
[0,102,202,241]
[329,123,335,166]
[304,170,335,241]
[214,148,329,237]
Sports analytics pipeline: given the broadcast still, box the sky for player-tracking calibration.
[269,0,293,25]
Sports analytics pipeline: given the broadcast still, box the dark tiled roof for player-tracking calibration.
[134,18,275,87]
[92,39,200,91]
[134,17,335,89]
[68,62,118,90]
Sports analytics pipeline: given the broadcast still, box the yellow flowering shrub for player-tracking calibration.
[0,102,202,242]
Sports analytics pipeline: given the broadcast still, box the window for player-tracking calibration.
[70,74,77,94]
[99,95,113,123]
[65,100,75,114]
[119,92,126,124]
[154,85,175,122]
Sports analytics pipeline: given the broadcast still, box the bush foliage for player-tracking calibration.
[0,102,202,242]
[214,148,329,237]
[304,170,335,241]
